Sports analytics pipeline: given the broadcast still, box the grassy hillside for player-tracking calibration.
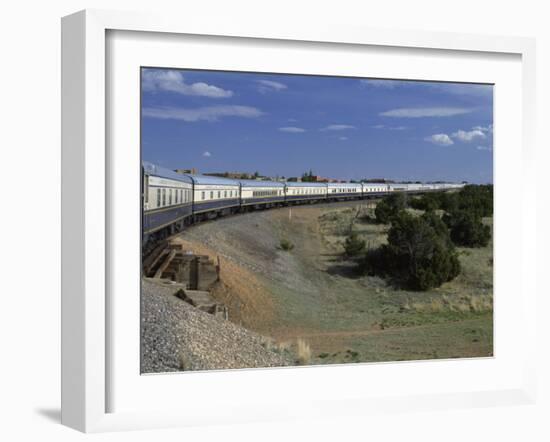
[175,201,493,366]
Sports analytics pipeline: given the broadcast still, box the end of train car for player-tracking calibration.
[142,161,194,242]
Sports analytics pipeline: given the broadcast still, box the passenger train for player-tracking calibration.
[142,161,464,244]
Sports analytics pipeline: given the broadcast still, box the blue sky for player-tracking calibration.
[141,68,493,183]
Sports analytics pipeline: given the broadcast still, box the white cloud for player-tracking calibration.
[472,124,493,133]
[257,80,287,93]
[451,129,486,142]
[279,126,306,133]
[425,133,454,146]
[202,151,212,157]
[372,124,407,130]
[142,105,264,122]
[339,136,348,141]
[433,83,493,98]
[358,78,492,102]
[320,124,356,131]
[142,69,233,98]
[476,145,493,151]
[360,79,399,88]
[380,107,473,118]
[360,79,492,98]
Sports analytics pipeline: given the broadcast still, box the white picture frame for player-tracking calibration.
[61,9,537,433]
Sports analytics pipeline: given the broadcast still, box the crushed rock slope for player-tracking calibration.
[141,279,291,373]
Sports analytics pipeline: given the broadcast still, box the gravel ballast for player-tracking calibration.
[141,279,291,373]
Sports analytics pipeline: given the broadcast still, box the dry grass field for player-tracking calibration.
[175,200,493,365]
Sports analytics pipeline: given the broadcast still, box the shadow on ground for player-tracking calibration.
[35,408,61,423]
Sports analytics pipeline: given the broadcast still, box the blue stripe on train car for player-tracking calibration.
[285,194,327,201]
[193,198,241,213]
[363,191,390,197]
[143,203,193,233]
[241,197,285,205]
[327,193,361,197]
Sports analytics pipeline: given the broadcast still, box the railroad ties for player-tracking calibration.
[143,240,227,319]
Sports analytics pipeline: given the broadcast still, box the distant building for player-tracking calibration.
[311,176,341,183]
[204,172,252,179]
[174,168,197,175]
[361,178,395,183]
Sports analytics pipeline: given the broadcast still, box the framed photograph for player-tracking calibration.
[61,9,537,432]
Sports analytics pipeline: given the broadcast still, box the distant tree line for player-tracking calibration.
[301,170,316,182]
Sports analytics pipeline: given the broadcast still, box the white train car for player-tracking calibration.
[327,182,362,200]
[189,175,241,216]
[285,182,327,202]
[362,182,390,196]
[142,161,194,236]
[388,183,408,192]
[239,180,285,207]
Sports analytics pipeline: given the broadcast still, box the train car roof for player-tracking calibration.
[187,174,240,186]
[362,182,389,187]
[237,179,285,188]
[285,181,328,187]
[142,161,193,184]
[326,182,361,187]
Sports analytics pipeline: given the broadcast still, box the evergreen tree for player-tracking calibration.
[363,211,460,291]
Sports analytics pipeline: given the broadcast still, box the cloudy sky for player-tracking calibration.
[141,68,493,183]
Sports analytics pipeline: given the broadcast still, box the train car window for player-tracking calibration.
[169,189,172,205]
[201,191,205,200]
[162,188,166,206]
[210,191,213,199]
[224,190,227,198]
[217,191,221,198]
[157,188,161,207]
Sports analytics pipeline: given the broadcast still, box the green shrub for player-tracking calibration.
[374,199,393,224]
[386,192,408,211]
[374,193,408,224]
[410,194,440,211]
[279,238,295,251]
[456,185,493,218]
[343,230,366,257]
[362,211,460,291]
[443,210,491,247]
